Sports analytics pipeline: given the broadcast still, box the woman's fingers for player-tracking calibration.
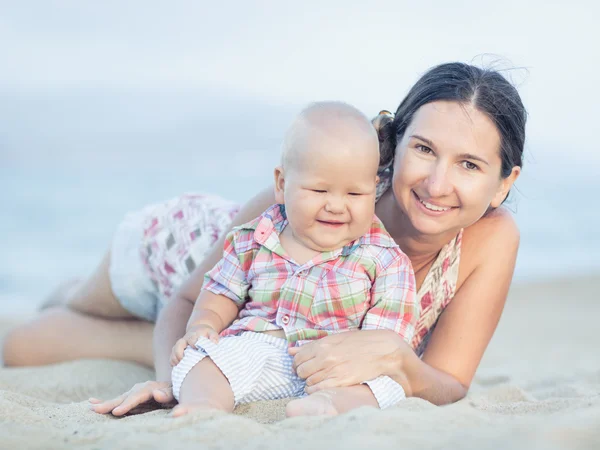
[290,344,317,371]
[89,382,174,416]
[152,387,174,404]
[294,356,325,380]
[110,388,154,416]
[304,369,329,387]
[304,377,343,394]
[89,393,128,414]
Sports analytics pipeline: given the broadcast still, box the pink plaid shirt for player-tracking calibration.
[203,204,418,345]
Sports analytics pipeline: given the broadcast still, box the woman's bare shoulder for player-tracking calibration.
[465,207,519,241]
[459,207,520,281]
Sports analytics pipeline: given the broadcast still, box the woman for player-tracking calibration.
[2,62,525,415]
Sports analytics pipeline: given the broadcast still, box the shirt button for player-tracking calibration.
[281,315,290,325]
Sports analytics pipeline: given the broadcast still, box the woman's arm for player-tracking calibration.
[91,187,277,416]
[398,208,520,404]
[153,186,276,382]
[292,209,520,406]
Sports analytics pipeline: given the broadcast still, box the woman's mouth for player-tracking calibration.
[412,191,456,215]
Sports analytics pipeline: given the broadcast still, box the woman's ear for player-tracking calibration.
[274,166,286,204]
[491,166,521,208]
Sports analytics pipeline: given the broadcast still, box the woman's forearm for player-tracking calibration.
[152,187,277,382]
[153,295,194,382]
[388,349,468,405]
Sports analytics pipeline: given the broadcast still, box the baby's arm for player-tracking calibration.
[171,228,252,365]
[170,290,240,365]
[361,251,419,342]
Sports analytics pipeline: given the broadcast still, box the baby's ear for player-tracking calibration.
[273,166,286,204]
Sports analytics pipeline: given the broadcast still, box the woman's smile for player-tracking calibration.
[412,190,457,216]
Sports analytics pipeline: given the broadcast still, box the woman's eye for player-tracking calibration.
[416,144,433,154]
[461,161,479,171]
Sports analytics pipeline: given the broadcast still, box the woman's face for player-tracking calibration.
[391,100,519,237]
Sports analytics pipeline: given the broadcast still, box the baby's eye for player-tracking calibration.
[348,193,363,196]
[461,161,479,171]
[311,189,326,193]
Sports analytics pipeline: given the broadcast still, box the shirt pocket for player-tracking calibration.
[307,267,371,331]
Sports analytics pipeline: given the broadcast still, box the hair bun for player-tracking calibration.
[372,111,395,139]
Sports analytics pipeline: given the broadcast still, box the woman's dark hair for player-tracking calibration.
[379,62,527,182]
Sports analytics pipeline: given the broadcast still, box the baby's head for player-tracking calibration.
[274,101,380,252]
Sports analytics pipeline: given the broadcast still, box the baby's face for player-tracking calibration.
[277,140,379,252]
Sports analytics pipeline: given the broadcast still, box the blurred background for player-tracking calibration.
[1,1,598,314]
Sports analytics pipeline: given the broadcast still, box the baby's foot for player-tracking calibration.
[285,392,339,417]
[171,401,227,418]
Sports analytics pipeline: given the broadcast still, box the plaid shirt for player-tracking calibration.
[204,204,418,345]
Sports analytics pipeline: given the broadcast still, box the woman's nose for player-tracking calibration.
[425,164,454,198]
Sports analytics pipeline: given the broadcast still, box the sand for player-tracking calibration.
[0,275,598,449]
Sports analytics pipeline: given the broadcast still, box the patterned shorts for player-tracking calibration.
[172,332,406,409]
[109,193,240,321]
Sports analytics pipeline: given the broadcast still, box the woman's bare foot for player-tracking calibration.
[285,392,339,417]
[38,278,83,310]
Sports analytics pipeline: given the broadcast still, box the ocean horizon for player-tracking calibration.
[1,89,598,314]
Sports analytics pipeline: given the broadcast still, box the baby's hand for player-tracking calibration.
[170,325,220,366]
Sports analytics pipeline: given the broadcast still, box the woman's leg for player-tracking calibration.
[2,250,154,367]
[2,307,154,367]
[42,250,136,319]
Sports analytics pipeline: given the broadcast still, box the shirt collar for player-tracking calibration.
[252,204,287,247]
[251,204,397,256]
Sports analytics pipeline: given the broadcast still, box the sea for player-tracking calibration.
[1,88,598,314]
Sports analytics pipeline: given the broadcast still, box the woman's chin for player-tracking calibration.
[407,215,456,237]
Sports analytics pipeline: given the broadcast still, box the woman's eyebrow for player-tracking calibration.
[458,153,490,166]
[411,134,490,166]
[410,134,434,146]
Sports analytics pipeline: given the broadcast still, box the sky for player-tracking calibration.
[0,0,598,173]
[0,0,598,305]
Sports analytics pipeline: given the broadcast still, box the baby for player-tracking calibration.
[170,101,418,417]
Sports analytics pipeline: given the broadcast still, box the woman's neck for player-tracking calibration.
[375,189,458,273]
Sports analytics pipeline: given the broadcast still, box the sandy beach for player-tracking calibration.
[0,275,598,449]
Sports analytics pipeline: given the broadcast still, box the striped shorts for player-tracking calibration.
[172,332,406,409]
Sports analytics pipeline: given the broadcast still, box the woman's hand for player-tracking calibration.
[89,381,175,416]
[288,330,414,394]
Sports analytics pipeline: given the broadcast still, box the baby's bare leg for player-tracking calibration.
[172,358,235,417]
[286,385,378,417]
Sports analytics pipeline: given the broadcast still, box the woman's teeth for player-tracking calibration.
[420,199,450,212]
